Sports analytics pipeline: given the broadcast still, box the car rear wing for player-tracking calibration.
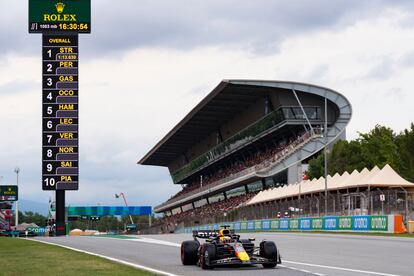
[192,229,236,239]
[193,230,219,239]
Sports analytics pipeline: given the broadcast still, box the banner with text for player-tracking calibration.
[182,215,404,234]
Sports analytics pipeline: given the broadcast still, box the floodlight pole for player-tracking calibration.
[14,167,20,228]
[324,98,328,216]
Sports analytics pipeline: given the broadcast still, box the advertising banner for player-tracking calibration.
[279,219,289,230]
[270,219,279,230]
[353,216,370,231]
[338,216,353,230]
[262,220,271,230]
[254,220,262,230]
[26,227,47,236]
[324,216,338,230]
[299,218,312,230]
[370,216,388,231]
[183,215,397,234]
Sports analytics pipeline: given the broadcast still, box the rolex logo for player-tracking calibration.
[55,2,65,13]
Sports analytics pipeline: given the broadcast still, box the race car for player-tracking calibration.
[181,225,281,269]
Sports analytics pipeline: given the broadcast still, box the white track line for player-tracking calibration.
[129,237,181,247]
[283,260,401,276]
[86,236,182,247]
[28,238,180,276]
[279,264,325,276]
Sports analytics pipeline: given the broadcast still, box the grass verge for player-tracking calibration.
[0,237,154,276]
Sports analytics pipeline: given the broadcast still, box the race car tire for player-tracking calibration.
[181,240,199,265]
[260,241,278,268]
[200,243,216,269]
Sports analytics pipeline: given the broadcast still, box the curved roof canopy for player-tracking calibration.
[138,79,349,166]
[248,164,414,205]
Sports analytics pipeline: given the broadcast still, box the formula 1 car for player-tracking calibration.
[181,225,281,269]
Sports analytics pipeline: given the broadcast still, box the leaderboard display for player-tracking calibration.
[29,0,91,34]
[42,35,79,190]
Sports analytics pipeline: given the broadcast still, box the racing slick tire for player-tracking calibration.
[181,240,199,265]
[200,243,216,270]
[260,241,278,268]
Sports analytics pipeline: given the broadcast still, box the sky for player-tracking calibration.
[0,0,414,208]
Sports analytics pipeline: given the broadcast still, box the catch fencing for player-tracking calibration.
[189,189,414,227]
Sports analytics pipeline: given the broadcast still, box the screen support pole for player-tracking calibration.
[55,190,66,236]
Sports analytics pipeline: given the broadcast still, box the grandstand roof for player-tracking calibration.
[247,164,414,205]
[138,79,343,166]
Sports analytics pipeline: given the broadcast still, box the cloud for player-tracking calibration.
[82,0,414,56]
[2,0,414,57]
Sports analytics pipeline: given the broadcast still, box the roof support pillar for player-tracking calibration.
[399,186,409,225]
[292,89,315,136]
[261,178,267,190]
[265,95,274,115]
[368,185,371,215]
[217,128,224,144]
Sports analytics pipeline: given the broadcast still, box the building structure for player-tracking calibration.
[139,80,352,218]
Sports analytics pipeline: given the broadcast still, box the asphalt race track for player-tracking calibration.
[34,232,413,276]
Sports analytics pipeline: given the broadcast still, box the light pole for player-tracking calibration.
[324,98,328,216]
[115,193,134,225]
[14,167,20,228]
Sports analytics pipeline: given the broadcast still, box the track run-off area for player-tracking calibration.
[32,232,412,276]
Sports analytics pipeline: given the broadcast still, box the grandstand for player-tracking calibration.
[0,204,12,230]
[139,80,352,232]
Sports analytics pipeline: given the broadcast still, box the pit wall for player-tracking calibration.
[180,215,406,234]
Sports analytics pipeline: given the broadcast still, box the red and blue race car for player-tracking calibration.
[181,225,281,269]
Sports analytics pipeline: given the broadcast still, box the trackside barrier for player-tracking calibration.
[180,215,406,234]
[26,227,47,236]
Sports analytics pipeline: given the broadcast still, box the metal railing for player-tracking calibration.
[194,190,414,227]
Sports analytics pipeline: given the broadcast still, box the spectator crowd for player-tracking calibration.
[156,192,257,231]
[165,131,313,204]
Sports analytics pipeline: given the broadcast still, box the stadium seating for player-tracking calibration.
[0,210,10,230]
[165,131,313,203]
[155,192,257,229]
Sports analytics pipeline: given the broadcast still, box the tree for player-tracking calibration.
[307,124,412,180]
[328,140,366,175]
[358,125,401,170]
[396,123,414,182]
[18,211,47,227]
[68,216,124,232]
[307,153,324,179]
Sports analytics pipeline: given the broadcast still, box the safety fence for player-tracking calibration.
[193,190,414,227]
[179,214,406,234]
